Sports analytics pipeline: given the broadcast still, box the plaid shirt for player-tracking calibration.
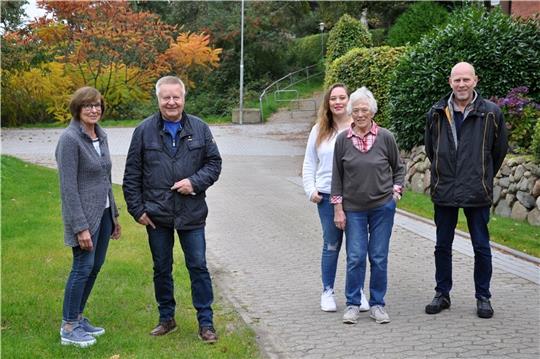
[331,121,403,204]
[349,121,379,153]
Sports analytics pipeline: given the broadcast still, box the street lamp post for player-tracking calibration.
[319,22,325,59]
[239,0,245,125]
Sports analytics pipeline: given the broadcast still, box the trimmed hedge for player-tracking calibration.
[326,14,372,64]
[388,6,540,151]
[325,46,407,128]
[387,1,449,46]
[532,119,540,162]
[288,33,328,68]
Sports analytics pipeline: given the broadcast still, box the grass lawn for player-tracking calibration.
[398,190,540,258]
[1,156,261,359]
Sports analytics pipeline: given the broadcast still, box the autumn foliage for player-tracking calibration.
[1,0,222,125]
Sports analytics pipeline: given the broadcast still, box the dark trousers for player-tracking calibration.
[63,208,112,321]
[434,205,492,299]
[146,226,214,327]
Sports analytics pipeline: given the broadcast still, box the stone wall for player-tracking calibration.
[403,146,540,226]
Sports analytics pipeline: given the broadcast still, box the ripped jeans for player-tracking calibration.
[317,193,344,291]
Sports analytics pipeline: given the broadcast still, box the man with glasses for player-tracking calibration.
[123,76,222,343]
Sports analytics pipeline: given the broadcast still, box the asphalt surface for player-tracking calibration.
[2,110,539,358]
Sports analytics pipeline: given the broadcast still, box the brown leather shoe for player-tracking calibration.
[149,319,177,336]
[198,326,218,343]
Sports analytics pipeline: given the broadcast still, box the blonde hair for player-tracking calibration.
[315,83,348,147]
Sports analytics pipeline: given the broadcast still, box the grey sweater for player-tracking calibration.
[55,120,118,246]
[331,127,405,211]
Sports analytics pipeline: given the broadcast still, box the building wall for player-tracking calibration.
[500,1,540,18]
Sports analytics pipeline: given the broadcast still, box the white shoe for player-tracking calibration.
[320,289,337,312]
[359,289,369,312]
[343,305,360,324]
[370,305,391,324]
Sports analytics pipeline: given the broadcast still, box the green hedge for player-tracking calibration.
[325,46,407,128]
[326,14,372,65]
[387,1,449,46]
[288,33,328,68]
[532,119,540,162]
[388,6,540,151]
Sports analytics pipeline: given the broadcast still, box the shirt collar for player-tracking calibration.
[448,90,478,113]
[347,121,379,138]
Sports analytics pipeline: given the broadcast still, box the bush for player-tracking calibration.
[388,6,540,151]
[325,46,407,128]
[1,62,73,125]
[369,28,387,46]
[492,87,540,154]
[326,14,372,64]
[288,33,328,68]
[387,1,449,46]
[532,119,540,162]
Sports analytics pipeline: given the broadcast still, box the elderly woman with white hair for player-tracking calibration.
[331,87,405,325]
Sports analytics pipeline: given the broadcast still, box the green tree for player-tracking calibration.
[326,14,372,64]
[1,0,28,32]
[387,1,449,46]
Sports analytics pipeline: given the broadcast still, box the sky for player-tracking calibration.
[22,0,47,23]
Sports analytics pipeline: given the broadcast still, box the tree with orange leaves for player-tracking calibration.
[1,0,221,124]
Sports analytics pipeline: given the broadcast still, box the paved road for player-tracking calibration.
[2,111,539,358]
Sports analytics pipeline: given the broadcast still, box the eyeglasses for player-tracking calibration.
[82,103,101,111]
[351,108,371,115]
[160,96,183,103]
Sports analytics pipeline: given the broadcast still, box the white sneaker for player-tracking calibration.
[359,288,369,312]
[320,289,337,312]
[343,305,360,324]
[370,305,391,324]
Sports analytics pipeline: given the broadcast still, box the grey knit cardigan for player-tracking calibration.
[55,119,119,247]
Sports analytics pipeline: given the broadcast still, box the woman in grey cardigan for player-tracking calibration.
[55,87,121,347]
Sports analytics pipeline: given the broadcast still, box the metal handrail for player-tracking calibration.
[258,64,322,122]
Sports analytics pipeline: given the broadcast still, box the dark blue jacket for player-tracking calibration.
[424,93,508,207]
[123,112,222,229]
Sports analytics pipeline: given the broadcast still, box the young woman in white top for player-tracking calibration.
[302,83,368,312]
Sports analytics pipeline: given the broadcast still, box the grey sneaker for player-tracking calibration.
[80,317,105,337]
[370,305,391,324]
[60,323,97,347]
[343,305,361,324]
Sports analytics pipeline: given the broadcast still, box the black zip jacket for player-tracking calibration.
[123,112,222,229]
[424,92,508,207]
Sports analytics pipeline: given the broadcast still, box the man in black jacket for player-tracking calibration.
[123,76,222,342]
[424,62,508,319]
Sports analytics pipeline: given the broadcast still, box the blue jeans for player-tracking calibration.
[317,193,344,291]
[63,208,112,321]
[344,198,396,307]
[433,205,492,299]
[147,226,213,327]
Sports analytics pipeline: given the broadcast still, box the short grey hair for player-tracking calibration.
[155,76,186,98]
[347,87,378,115]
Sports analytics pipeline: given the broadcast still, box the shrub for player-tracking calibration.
[532,119,540,162]
[325,46,407,128]
[492,87,540,154]
[326,14,372,64]
[388,5,540,151]
[369,28,387,46]
[387,1,449,46]
[1,62,73,125]
[288,33,328,68]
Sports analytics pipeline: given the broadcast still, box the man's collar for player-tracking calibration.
[448,90,478,112]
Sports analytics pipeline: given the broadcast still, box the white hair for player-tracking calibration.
[155,76,186,98]
[347,87,378,115]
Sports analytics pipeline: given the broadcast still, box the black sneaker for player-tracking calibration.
[425,292,451,314]
[476,296,494,319]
